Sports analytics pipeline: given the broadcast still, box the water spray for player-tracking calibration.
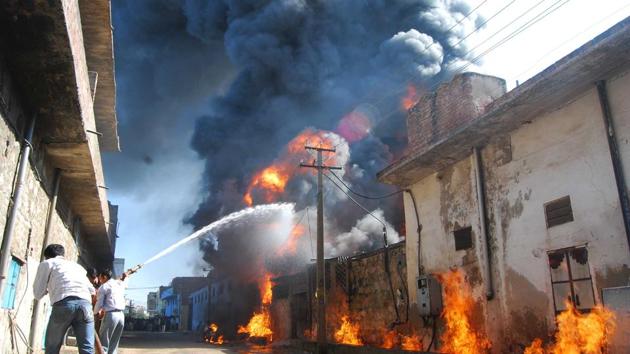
[134,203,295,269]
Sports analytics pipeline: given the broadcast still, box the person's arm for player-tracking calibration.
[94,283,107,315]
[32,262,51,300]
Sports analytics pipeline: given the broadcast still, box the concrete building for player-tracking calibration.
[160,277,207,331]
[0,0,119,352]
[147,291,158,317]
[113,257,125,278]
[378,18,630,352]
[189,286,209,331]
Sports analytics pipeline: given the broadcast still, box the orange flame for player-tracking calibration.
[381,330,397,349]
[277,224,305,255]
[244,166,290,206]
[524,301,615,354]
[238,273,274,341]
[401,334,422,351]
[243,128,340,206]
[401,85,419,111]
[334,315,363,346]
[204,323,224,345]
[439,270,491,354]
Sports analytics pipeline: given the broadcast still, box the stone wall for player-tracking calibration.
[0,61,80,353]
[301,242,422,350]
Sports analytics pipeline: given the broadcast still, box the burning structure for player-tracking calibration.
[378,18,630,353]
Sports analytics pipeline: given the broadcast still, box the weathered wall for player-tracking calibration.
[0,62,80,353]
[403,70,630,352]
[407,73,505,153]
[303,243,418,349]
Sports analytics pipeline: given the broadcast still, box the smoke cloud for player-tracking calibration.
[109,0,482,278]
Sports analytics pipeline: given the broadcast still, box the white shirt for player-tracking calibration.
[33,256,95,303]
[94,278,127,313]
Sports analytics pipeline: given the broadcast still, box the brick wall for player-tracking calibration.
[407,73,506,153]
[0,60,80,354]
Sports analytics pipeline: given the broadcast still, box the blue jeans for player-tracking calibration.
[45,297,95,354]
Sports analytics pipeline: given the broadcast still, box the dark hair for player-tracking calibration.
[86,267,98,279]
[43,244,65,259]
[99,269,113,280]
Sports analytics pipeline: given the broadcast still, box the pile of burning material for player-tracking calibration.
[203,323,224,345]
[524,301,615,354]
[381,331,422,351]
[334,315,363,346]
[238,273,274,344]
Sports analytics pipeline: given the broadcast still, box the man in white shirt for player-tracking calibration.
[33,244,96,354]
[94,269,129,354]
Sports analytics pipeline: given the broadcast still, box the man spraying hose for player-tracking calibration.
[94,265,141,354]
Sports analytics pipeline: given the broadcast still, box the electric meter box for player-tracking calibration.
[416,274,442,317]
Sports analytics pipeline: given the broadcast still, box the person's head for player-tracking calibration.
[98,269,113,284]
[43,244,65,260]
[86,267,99,287]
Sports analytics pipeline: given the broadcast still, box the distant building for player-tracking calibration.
[160,277,207,331]
[189,286,209,331]
[147,291,158,317]
[378,18,630,352]
[113,258,125,278]
[0,0,119,352]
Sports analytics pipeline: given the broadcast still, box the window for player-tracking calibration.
[545,196,574,228]
[2,257,22,309]
[454,226,473,251]
[548,246,595,313]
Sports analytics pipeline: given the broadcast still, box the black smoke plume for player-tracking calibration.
[110,0,482,277]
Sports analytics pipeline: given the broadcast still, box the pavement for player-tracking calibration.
[61,331,301,354]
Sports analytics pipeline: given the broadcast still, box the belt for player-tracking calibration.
[106,309,124,313]
[54,296,87,305]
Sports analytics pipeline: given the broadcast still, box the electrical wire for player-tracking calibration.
[328,171,405,200]
[513,1,630,81]
[452,0,573,75]
[323,172,388,238]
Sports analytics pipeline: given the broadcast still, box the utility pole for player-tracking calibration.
[300,145,341,354]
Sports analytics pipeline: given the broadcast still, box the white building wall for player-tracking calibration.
[403,70,630,352]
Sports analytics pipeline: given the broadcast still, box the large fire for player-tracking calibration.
[243,128,340,206]
[401,84,419,111]
[439,270,491,354]
[238,273,274,341]
[334,315,363,346]
[524,301,615,354]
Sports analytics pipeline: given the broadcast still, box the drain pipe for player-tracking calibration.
[0,116,36,301]
[28,168,61,353]
[472,147,494,300]
[596,80,630,252]
[404,189,423,274]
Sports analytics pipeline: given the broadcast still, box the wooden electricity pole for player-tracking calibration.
[300,145,341,354]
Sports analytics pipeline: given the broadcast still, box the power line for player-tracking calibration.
[323,172,389,237]
[452,0,573,76]
[328,170,404,200]
[513,1,630,81]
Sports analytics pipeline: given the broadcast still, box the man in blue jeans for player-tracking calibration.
[33,244,96,354]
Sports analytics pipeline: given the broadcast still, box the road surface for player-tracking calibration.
[62,331,300,354]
